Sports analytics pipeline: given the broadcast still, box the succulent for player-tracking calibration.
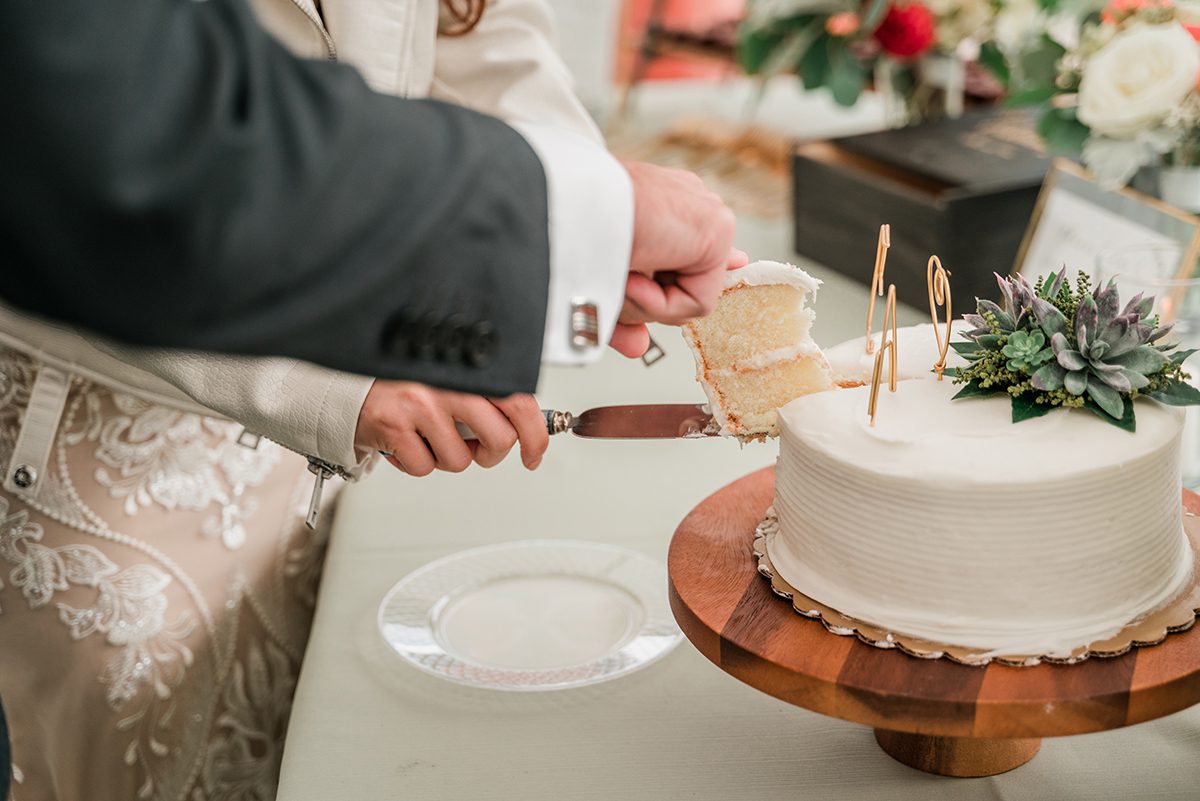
[1001,329,1053,373]
[1028,281,1170,419]
[950,268,1199,429]
[963,272,1037,339]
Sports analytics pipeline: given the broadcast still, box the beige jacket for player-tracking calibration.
[1,0,605,491]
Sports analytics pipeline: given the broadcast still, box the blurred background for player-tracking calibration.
[548,1,1200,418]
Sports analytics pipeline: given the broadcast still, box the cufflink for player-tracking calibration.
[641,335,666,366]
[570,300,600,349]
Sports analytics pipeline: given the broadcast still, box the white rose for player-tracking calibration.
[926,0,994,50]
[1078,23,1200,139]
[993,0,1043,53]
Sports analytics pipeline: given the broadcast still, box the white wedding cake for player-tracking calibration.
[769,324,1194,658]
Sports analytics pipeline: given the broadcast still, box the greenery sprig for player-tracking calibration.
[949,269,1200,431]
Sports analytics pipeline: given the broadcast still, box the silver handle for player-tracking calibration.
[455,408,572,440]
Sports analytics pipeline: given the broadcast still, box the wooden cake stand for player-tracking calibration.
[667,467,1200,778]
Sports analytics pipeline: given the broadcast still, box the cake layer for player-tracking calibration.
[687,283,816,368]
[771,372,1192,657]
[705,355,832,437]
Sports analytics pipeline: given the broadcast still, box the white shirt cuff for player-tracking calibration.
[510,121,632,365]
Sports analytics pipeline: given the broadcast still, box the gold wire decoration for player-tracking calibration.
[926,255,953,380]
[865,224,891,354]
[868,284,898,426]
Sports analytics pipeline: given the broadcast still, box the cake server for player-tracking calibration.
[562,404,717,439]
[381,404,717,450]
[450,405,718,440]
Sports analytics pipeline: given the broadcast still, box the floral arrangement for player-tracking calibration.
[739,0,1021,117]
[1029,0,1200,187]
[949,269,1200,429]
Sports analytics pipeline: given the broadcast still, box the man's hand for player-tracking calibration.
[355,382,549,476]
[610,161,747,358]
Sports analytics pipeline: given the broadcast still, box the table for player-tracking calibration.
[278,206,1200,801]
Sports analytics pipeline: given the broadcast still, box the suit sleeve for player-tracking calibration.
[0,0,551,397]
[430,0,633,365]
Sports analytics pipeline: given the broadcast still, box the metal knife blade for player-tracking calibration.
[569,404,717,439]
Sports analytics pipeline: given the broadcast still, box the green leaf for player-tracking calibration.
[798,35,832,91]
[1065,369,1088,396]
[1004,85,1058,108]
[1110,345,1170,374]
[758,22,824,81]
[738,29,784,75]
[1149,380,1200,406]
[939,366,960,377]
[827,42,866,107]
[979,41,1010,86]
[1082,396,1137,432]
[888,63,917,98]
[859,0,889,32]
[952,380,1003,400]
[1086,377,1125,416]
[1038,108,1089,155]
[1171,348,1198,365]
[1031,361,1067,391]
[950,341,982,356]
[1011,394,1054,423]
[1015,33,1066,88]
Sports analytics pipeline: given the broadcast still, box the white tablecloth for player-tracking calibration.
[277,247,1200,799]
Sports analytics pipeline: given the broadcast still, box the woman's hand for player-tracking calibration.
[355,382,549,476]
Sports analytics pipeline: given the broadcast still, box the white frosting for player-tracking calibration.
[724,260,822,295]
[770,349,1193,657]
[824,321,969,384]
[719,341,824,372]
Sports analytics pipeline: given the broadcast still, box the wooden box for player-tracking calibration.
[792,109,1051,304]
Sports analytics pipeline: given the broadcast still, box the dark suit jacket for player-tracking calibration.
[1,0,551,396]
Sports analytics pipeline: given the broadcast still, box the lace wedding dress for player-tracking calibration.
[0,347,337,800]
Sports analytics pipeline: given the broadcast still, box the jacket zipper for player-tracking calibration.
[288,0,338,60]
[242,433,354,530]
[303,455,354,529]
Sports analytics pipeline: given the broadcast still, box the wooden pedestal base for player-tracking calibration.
[668,468,1200,780]
[874,729,1041,777]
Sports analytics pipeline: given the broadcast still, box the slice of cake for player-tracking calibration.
[683,261,833,439]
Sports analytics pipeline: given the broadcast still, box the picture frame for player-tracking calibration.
[1014,159,1200,281]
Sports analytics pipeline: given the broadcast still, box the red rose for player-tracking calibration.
[873,3,936,59]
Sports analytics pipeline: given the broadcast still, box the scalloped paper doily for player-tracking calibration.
[754,507,1200,667]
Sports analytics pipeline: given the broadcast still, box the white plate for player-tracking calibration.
[377,540,683,691]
